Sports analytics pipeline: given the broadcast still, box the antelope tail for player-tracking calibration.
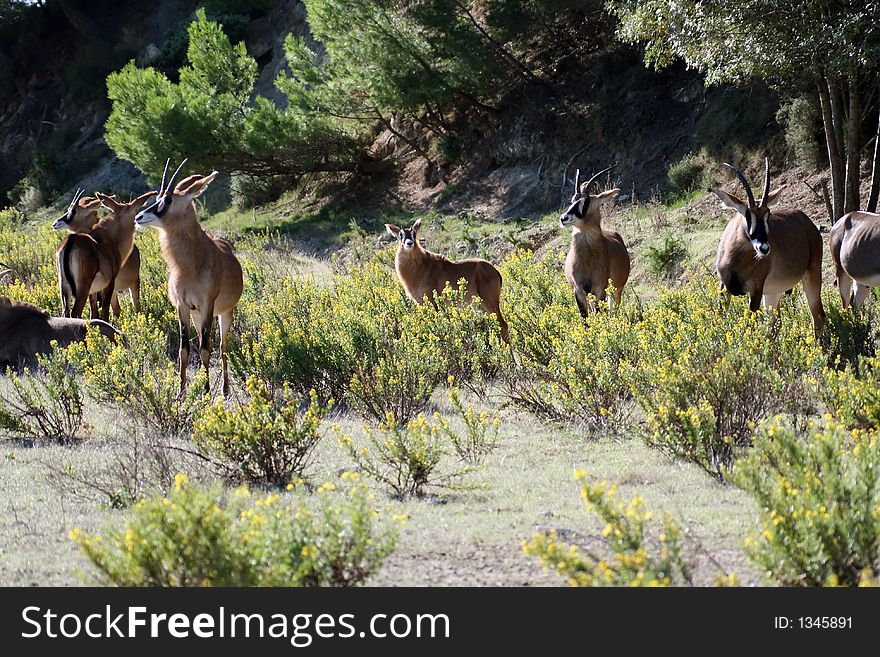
[62,240,77,298]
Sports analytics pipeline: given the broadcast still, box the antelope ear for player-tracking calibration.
[411,218,422,231]
[94,192,119,211]
[764,185,787,207]
[81,196,104,210]
[131,191,156,208]
[385,223,401,238]
[579,182,591,196]
[709,188,749,217]
[183,171,219,200]
[594,188,620,206]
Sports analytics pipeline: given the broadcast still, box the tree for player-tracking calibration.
[608,1,880,219]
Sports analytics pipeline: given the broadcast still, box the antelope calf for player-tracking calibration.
[53,189,152,320]
[53,193,145,316]
[385,218,509,341]
[559,166,630,315]
[830,210,880,311]
[710,158,824,333]
[135,160,243,396]
[0,297,120,369]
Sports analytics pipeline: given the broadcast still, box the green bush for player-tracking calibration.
[525,473,700,587]
[630,277,823,480]
[340,412,475,497]
[193,379,330,487]
[444,387,500,465]
[71,474,396,587]
[776,96,822,169]
[643,233,688,279]
[819,356,880,432]
[733,419,880,586]
[0,346,84,443]
[666,153,705,200]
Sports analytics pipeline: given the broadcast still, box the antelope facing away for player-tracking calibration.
[559,165,630,315]
[53,189,152,320]
[135,160,243,396]
[0,297,120,370]
[53,192,147,316]
[830,210,880,311]
[710,158,825,334]
[385,218,509,341]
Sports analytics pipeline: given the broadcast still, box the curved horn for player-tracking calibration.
[158,158,170,195]
[585,164,617,194]
[759,157,771,207]
[573,168,580,193]
[70,188,84,207]
[722,162,756,208]
[165,158,188,194]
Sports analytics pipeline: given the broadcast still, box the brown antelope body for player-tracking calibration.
[830,211,880,312]
[135,161,243,396]
[559,166,630,314]
[385,219,509,341]
[54,193,148,316]
[0,297,119,369]
[710,159,824,333]
[53,190,151,320]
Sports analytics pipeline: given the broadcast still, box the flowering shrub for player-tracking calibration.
[340,411,475,497]
[444,386,500,465]
[0,345,85,442]
[819,357,880,432]
[630,277,824,480]
[71,474,396,586]
[524,473,695,586]
[733,419,880,586]
[193,378,330,486]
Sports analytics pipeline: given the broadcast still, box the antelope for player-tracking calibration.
[0,297,120,370]
[135,159,243,396]
[53,189,152,321]
[559,165,630,315]
[385,218,509,341]
[710,158,825,334]
[53,193,147,316]
[830,210,880,311]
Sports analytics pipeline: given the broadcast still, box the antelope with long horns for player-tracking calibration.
[559,165,630,315]
[385,218,509,341]
[710,158,825,333]
[53,189,152,321]
[53,193,146,316]
[829,210,880,311]
[135,159,243,396]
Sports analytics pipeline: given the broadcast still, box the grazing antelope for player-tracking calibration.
[53,193,146,316]
[53,189,152,321]
[0,297,120,370]
[135,160,243,396]
[710,158,825,334]
[830,210,880,311]
[559,165,630,315]
[385,218,509,341]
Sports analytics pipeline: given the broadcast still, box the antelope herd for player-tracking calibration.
[2,155,880,387]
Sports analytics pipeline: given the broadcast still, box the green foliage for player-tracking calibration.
[820,293,878,372]
[820,357,880,433]
[193,379,330,487]
[734,419,880,586]
[71,475,396,587]
[499,251,637,429]
[643,232,688,279]
[666,153,705,199]
[630,277,824,480]
[340,412,475,497]
[525,473,698,587]
[777,96,822,169]
[0,346,84,443]
[445,387,500,465]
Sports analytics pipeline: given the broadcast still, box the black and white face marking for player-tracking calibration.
[560,195,588,227]
[743,209,770,256]
[52,205,76,231]
[134,193,169,227]
[398,226,417,249]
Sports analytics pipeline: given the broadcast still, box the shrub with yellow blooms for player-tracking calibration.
[193,378,331,487]
[733,418,880,586]
[71,474,396,586]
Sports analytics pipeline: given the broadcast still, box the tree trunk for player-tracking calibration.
[817,71,845,221]
[868,104,880,213]
[844,73,862,214]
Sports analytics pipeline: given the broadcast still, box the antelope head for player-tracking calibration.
[52,188,101,231]
[95,191,155,226]
[709,158,787,258]
[135,158,217,229]
[559,165,620,228]
[385,218,422,251]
